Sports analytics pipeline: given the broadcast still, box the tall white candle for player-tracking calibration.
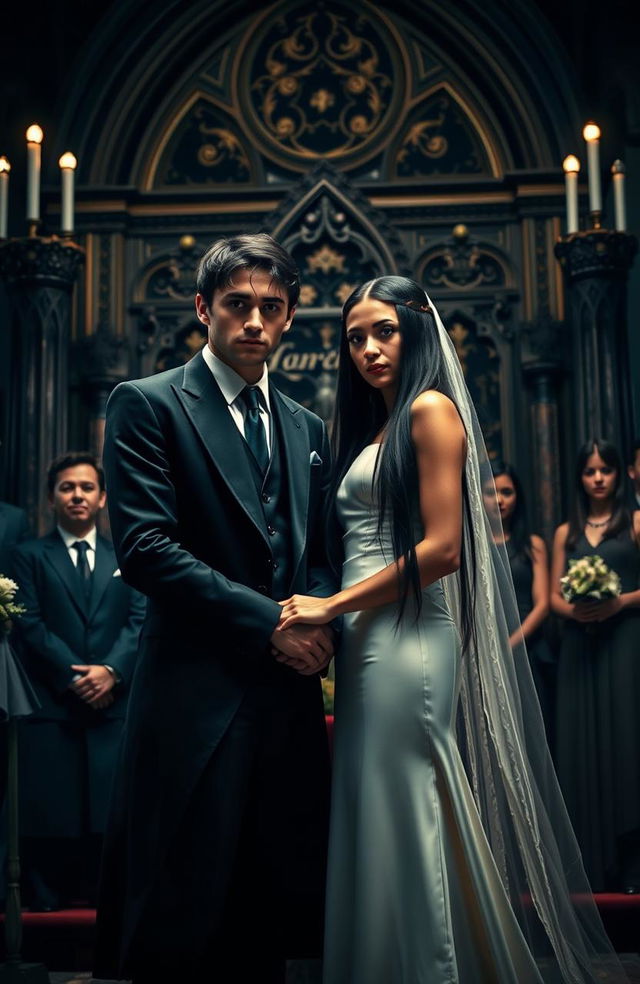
[611,160,626,232]
[58,152,77,234]
[25,124,43,224]
[562,155,580,234]
[0,156,10,240]
[582,122,602,215]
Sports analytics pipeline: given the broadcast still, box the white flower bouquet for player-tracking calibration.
[0,576,26,636]
[560,555,621,604]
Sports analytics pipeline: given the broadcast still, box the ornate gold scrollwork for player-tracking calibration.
[235,3,407,169]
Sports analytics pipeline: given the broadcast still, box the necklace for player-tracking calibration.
[586,516,611,528]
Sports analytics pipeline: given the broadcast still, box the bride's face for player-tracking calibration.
[345,297,402,396]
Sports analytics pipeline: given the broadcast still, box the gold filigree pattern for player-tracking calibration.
[246,5,399,160]
[306,245,346,274]
[299,284,319,306]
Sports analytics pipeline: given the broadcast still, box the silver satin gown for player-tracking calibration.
[323,445,543,984]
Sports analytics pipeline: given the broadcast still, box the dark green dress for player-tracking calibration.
[506,539,555,738]
[555,529,640,890]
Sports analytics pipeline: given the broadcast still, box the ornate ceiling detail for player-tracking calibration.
[232,1,409,171]
[152,96,257,187]
[391,86,493,178]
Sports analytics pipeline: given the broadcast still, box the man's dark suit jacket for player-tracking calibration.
[0,501,30,575]
[11,530,146,834]
[94,351,336,980]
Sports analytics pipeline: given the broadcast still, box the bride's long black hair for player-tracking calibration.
[328,276,476,649]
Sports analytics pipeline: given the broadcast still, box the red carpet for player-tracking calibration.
[1,896,638,969]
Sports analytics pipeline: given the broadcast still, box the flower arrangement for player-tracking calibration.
[560,555,621,603]
[0,576,26,636]
[321,676,335,715]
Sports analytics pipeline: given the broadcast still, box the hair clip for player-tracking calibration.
[404,300,433,314]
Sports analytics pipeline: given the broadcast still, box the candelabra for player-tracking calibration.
[0,125,82,534]
[555,123,637,455]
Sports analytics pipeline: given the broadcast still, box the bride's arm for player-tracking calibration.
[278,391,466,627]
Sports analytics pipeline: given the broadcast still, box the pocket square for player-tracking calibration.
[112,569,122,578]
[309,451,323,466]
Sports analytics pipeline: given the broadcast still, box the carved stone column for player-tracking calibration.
[0,237,84,533]
[554,230,637,455]
[75,325,129,460]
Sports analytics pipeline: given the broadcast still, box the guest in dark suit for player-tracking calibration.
[627,437,640,512]
[94,234,336,984]
[11,452,145,909]
[0,499,31,897]
[0,500,30,575]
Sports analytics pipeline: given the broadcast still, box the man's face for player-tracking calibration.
[628,450,640,491]
[49,464,106,532]
[195,267,294,383]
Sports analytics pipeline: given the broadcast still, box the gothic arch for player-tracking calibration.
[51,0,581,186]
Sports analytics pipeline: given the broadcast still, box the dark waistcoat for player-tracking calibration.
[241,407,292,601]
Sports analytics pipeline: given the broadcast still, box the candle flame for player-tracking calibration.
[0,156,10,173]
[582,122,601,143]
[26,124,44,144]
[611,159,625,174]
[58,152,77,170]
[563,155,580,173]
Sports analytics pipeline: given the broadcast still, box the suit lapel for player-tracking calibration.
[89,536,116,619]
[43,531,88,620]
[270,386,309,581]
[173,352,270,549]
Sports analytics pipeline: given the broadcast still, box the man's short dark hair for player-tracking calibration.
[629,438,640,465]
[196,233,300,311]
[47,452,105,494]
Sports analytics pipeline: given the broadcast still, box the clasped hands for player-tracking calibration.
[69,664,116,710]
[571,595,624,623]
[270,593,338,676]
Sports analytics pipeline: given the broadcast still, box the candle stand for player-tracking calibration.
[554,228,637,454]
[0,235,84,533]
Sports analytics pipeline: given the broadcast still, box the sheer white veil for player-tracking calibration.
[425,292,628,982]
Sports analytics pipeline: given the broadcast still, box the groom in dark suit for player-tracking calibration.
[94,234,336,984]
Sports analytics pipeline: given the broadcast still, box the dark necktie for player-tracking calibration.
[239,386,269,474]
[71,540,92,596]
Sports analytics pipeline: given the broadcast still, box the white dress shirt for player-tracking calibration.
[201,345,272,453]
[57,524,97,572]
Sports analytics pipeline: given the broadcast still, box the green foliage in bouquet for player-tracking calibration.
[0,576,26,635]
[560,555,621,603]
[321,673,335,715]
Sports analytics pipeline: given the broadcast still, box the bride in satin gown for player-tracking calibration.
[278,277,627,984]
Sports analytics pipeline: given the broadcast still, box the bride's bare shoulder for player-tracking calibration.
[410,390,463,428]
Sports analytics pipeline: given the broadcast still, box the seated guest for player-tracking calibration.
[11,452,146,910]
[551,438,640,892]
[627,437,640,511]
[487,462,554,737]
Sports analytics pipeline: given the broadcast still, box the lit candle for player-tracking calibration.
[0,156,10,240]
[26,123,43,224]
[611,159,626,232]
[58,152,77,235]
[582,122,602,216]
[562,155,580,234]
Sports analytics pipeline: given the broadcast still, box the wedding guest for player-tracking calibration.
[0,496,31,894]
[0,499,30,575]
[551,438,640,892]
[11,452,145,909]
[489,462,554,737]
[627,437,640,511]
